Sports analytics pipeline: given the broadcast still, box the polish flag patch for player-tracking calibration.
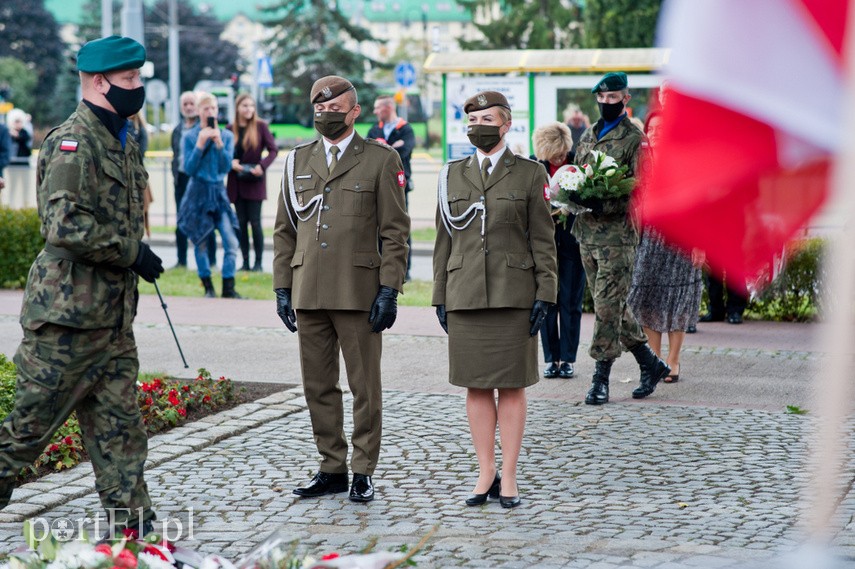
[543,183,550,200]
[59,139,79,152]
[396,171,406,187]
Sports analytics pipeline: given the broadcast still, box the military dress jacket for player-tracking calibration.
[272,133,410,310]
[21,102,147,331]
[432,148,557,311]
[571,116,645,247]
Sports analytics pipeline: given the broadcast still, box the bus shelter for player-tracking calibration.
[423,48,670,160]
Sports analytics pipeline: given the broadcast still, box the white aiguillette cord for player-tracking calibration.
[281,149,324,239]
[437,162,486,237]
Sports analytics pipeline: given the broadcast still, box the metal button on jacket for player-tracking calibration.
[320,242,328,249]
[323,205,330,210]
[324,187,331,193]
[322,224,329,230]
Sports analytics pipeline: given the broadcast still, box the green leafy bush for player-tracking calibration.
[748,238,824,322]
[0,207,43,289]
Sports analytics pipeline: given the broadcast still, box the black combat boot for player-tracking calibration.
[585,360,612,405]
[201,277,216,298]
[222,277,242,299]
[630,343,670,399]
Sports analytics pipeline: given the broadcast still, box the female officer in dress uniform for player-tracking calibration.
[433,91,557,508]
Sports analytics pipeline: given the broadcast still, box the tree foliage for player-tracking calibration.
[458,0,582,50]
[261,0,386,125]
[0,58,38,109]
[583,0,662,48]
[78,0,241,93]
[0,0,64,124]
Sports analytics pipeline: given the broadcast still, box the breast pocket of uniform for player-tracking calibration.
[99,155,131,222]
[496,192,526,223]
[447,189,472,217]
[340,179,375,216]
[295,179,319,208]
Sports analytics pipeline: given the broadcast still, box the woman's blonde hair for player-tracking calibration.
[231,93,261,152]
[195,91,216,109]
[532,122,573,162]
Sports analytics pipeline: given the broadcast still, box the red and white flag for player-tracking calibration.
[642,0,846,292]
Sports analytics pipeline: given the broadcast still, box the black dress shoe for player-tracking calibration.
[699,313,724,323]
[558,362,574,379]
[293,471,349,497]
[543,362,559,379]
[726,312,743,324]
[349,473,374,502]
[585,380,609,405]
[499,495,521,508]
[465,475,501,506]
[686,324,697,334]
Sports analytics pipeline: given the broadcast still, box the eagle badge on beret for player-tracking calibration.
[477,94,488,107]
[322,86,333,99]
[599,83,607,91]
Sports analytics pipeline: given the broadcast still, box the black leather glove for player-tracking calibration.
[435,305,448,334]
[368,285,398,333]
[529,300,553,336]
[275,288,297,332]
[130,242,164,283]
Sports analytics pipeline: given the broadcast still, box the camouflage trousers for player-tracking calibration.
[579,243,647,361]
[0,324,153,524]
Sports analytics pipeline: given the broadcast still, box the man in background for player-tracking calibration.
[367,95,415,281]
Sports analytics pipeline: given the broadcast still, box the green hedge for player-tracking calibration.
[0,207,43,289]
[748,238,824,322]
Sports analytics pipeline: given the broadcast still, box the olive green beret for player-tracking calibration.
[310,75,355,104]
[591,72,628,93]
[463,91,511,114]
[77,35,146,74]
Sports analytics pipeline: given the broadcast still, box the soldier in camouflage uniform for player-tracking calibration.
[0,36,163,533]
[569,72,669,405]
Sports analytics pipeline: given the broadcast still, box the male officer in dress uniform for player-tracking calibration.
[0,36,163,534]
[273,76,410,503]
[569,71,670,405]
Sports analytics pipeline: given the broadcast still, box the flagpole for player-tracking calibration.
[807,0,855,544]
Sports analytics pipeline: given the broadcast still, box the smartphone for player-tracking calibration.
[206,116,215,129]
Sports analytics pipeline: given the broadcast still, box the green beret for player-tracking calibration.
[592,72,628,93]
[310,75,355,104]
[77,35,145,74]
[463,91,511,114]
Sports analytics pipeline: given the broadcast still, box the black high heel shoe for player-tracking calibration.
[465,475,501,506]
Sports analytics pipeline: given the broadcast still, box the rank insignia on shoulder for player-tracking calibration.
[60,140,79,152]
[397,171,406,187]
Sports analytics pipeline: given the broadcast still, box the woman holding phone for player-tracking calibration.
[178,91,242,298]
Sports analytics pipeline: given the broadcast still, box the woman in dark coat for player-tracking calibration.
[227,93,279,271]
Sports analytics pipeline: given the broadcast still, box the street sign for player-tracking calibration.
[257,55,274,88]
[394,61,416,88]
[146,79,168,105]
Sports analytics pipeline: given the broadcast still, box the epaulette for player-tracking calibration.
[364,138,395,151]
[514,154,541,165]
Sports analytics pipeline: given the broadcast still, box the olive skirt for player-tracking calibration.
[447,308,539,389]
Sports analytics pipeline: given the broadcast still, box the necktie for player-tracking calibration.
[328,145,340,175]
[481,157,491,186]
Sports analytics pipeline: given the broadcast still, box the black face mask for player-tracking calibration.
[598,100,625,122]
[104,78,146,118]
[314,109,353,140]
[467,124,503,152]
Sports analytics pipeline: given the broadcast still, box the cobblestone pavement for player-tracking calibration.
[0,387,853,568]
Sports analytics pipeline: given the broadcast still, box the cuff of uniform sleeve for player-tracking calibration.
[431,286,446,306]
[119,238,140,268]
